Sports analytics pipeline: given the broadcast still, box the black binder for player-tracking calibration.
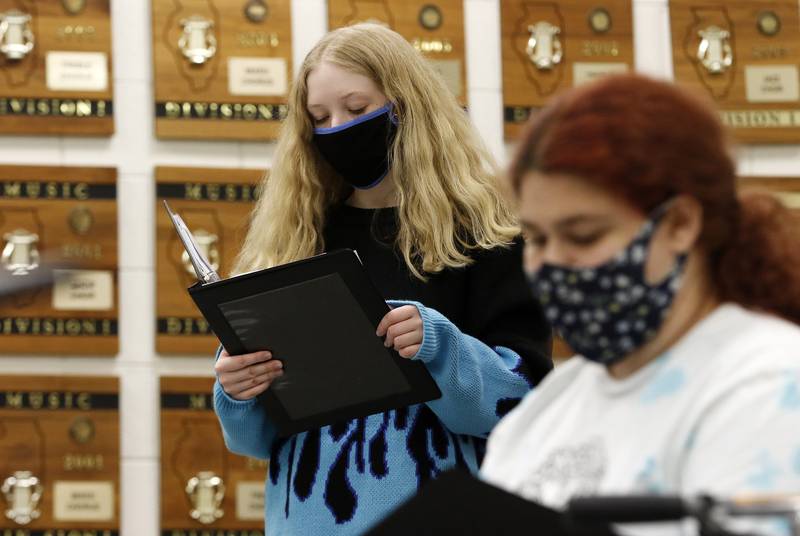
[366,470,618,536]
[165,203,441,436]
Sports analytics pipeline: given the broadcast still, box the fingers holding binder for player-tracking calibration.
[214,349,284,401]
[376,305,423,359]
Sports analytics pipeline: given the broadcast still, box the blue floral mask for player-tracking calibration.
[528,203,687,365]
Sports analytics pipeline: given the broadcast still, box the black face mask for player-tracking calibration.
[312,103,398,190]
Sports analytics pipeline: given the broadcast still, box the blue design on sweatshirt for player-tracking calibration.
[640,367,686,403]
[780,377,800,410]
[747,450,781,490]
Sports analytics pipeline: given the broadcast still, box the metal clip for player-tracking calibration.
[2,229,40,276]
[178,15,217,65]
[697,25,733,74]
[526,21,563,71]
[186,471,225,524]
[0,10,35,61]
[1,471,43,525]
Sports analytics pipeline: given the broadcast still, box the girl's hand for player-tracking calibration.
[214,349,283,400]
[376,305,423,359]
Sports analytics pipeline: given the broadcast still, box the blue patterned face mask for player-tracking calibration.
[528,203,687,365]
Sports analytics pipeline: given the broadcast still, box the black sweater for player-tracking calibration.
[323,204,553,384]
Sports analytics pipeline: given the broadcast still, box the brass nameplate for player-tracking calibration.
[670,0,800,143]
[0,165,118,356]
[155,166,261,355]
[0,0,114,135]
[501,0,635,139]
[327,0,467,105]
[0,375,119,532]
[160,377,267,534]
[151,0,292,141]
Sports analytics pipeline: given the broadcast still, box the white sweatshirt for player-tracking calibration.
[481,304,800,535]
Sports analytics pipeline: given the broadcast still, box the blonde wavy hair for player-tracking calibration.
[234,23,518,280]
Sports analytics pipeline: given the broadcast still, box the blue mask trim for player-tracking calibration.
[353,169,390,190]
[313,103,394,135]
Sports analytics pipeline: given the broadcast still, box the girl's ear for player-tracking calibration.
[664,195,704,254]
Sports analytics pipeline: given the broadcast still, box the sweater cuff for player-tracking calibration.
[387,299,455,364]
[213,380,259,411]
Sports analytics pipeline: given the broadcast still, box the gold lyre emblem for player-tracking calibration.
[178,15,217,65]
[69,417,95,445]
[588,7,612,34]
[181,229,220,277]
[62,0,87,15]
[186,471,225,524]
[2,229,40,276]
[68,206,94,236]
[526,21,563,71]
[419,4,443,31]
[757,11,780,37]
[697,25,733,74]
[1,471,43,525]
[244,0,269,23]
[0,10,35,61]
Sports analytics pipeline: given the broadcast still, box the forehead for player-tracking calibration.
[306,62,382,106]
[518,171,641,226]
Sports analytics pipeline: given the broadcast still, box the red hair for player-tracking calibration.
[510,73,800,325]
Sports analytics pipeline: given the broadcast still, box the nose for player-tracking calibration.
[329,113,351,129]
[541,241,576,268]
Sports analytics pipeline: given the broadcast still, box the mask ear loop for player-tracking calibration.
[387,101,400,126]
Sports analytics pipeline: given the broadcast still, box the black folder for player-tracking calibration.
[366,470,618,536]
[187,248,442,436]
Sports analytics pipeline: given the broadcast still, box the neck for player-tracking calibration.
[346,171,397,209]
[607,253,721,379]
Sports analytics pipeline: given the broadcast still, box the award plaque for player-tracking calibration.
[0,0,113,136]
[670,0,800,143]
[151,0,292,141]
[501,0,634,139]
[156,166,261,355]
[327,0,467,105]
[0,165,118,356]
[0,375,119,533]
[161,376,267,535]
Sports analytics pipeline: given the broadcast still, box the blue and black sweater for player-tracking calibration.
[214,205,552,535]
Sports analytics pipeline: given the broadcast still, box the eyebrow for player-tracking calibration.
[520,215,612,234]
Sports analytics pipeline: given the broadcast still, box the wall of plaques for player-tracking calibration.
[0,0,114,136]
[0,1,798,534]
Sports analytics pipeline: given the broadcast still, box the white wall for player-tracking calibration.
[0,0,795,532]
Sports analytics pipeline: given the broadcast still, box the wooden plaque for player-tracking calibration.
[501,0,634,139]
[0,375,119,533]
[151,0,292,141]
[0,165,118,355]
[670,0,800,144]
[161,376,267,535]
[0,0,113,136]
[739,176,800,211]
[156,166,261,355]
[327,0,467,105]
